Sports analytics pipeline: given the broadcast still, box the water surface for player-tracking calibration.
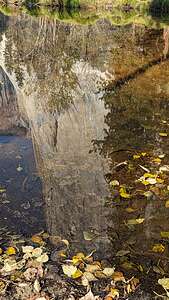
[0,9,169,258]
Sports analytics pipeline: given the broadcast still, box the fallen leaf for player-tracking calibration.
[34,279,41,293]
[161,232,169,238]
[83,231,97,241]
[102,267,115,277]
[110,180,120,187]
[125,207,136,213]
[72,269,83,279]
[108,288,119,298]
[31,235,43,245]
[116,250,130,256]
[153,158,161,163]
[32,248,43,258]
[1,259,17,272]
[165,200,169,208]
[158,278,169,290]
[17,166,23,172]
[112,271,125,282]
[126,218,144,225]
[152,244,165,253]
[36,253,49,263]
[79,290,99,300]
[22,246,34,254]
[159,133,168,137]
[62,265,77,277]
[160,165,169,173]
[119,187,131,199]
[85,264,101,273]
[6,247,16,256]
[82,271,97,282]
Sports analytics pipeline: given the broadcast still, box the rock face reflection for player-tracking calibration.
[1,13,169,254]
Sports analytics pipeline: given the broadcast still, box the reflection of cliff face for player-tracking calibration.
[0,66,28,135]
[1,13,169,252]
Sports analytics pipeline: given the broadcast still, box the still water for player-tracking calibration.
[0,9,169,258]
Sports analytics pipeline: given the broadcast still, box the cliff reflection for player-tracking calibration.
[1,13,169,254]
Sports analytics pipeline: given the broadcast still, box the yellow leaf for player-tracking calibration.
[127,218,144,225]
[108,288,119,298]
[112,271,125,282]
[62,265,77,277]
[110,180,120,187]
[119,187,131,199]
[72,253,85,265]
[156,178,164,184]
[6,247,16,256]
[0,188,6,193]
[143,173,156,178]
[161,231,169,238]
[0,248,3,255]
[141,152,147,156]
[152,244,165,253]
[72,269,83,279]
[133,154,141,159]
[165,200,169,208]
[153,158,161,163]
[159,132,168,137]
[158,278,169,290]
[31,235,43,245]
[125,207,136,213]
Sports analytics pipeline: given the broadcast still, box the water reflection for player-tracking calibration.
[0,12,169,256]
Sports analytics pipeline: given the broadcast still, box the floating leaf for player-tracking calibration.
[126,218,144,225]
[79,290,98,300]
[82,272,97,282]
[112,271,125,282]
[62,265,77,277]
[6,247,16,256]
[110,180,120,187]
[133,154,141,159]
[32,247,43,257]
[119,187,131,199]
[153,158,161,163]
[36,253,49,263]
[31,235,43,245]
[34,279,41,293]
[102,267,115,277]
[72,269,83,279]
[125,207,136,213]
[2,259,17,272]
[71,252,85,265]
[159,133,168,137]
[83,231,97,241]
[85,264,101,273]
[161,232,169,238]
[17,166,23,172]
[160,166,169,173]
[158,278,169,290]
[22,246,34,254]
[107,288,119,299]
[116,250,130,256]
[152,244,165,253]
